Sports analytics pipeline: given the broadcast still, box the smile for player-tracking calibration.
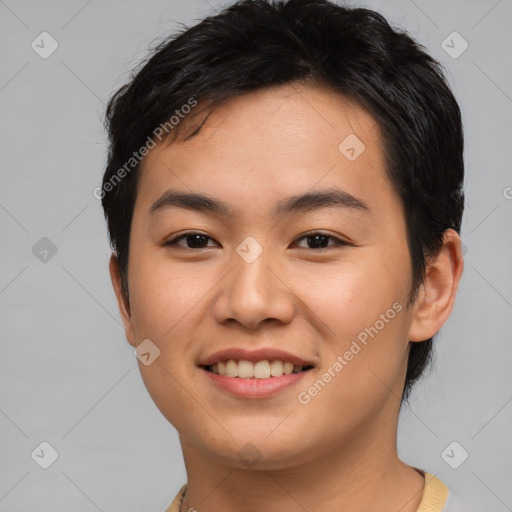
[204,359,314,379]
[201,359,315,399]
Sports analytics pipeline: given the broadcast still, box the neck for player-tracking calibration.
[178,407,424,512]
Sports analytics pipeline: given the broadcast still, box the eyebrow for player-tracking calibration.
[149,187,371,219]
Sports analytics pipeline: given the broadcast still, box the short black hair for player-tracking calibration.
[101,0,464,402]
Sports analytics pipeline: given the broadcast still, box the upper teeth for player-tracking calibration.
[209,359,307,378]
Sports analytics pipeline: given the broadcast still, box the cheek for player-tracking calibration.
[295,303,408,444]
[126,260,202,428]
[300,253,407,339]
[298,254,410,397]
[127,251,211,339]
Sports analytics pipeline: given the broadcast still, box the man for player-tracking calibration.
[101,0,466,510]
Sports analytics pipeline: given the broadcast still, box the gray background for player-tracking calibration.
[1,0,511,510]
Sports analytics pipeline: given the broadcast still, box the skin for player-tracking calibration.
[110,82,464,512]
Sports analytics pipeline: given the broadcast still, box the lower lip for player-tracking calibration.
[201,367,311,398]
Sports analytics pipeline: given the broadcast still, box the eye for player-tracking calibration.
[165,231,218,249]
[293,231,349,250]
[164,230,349,250]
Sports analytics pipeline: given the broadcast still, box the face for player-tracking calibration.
[112,83,430,469]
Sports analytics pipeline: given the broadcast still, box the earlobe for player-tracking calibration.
[408,229,464,342]
[109,253,136,346]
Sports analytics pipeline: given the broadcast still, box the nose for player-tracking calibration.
[213,247,296,330]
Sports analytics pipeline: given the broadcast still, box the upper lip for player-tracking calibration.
[199,348,315,367]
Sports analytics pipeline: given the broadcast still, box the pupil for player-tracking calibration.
[188,234,208,248]
[308,234,328,249]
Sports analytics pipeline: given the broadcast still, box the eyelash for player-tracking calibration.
[164,230,349,250]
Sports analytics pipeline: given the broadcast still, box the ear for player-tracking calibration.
[109,253,136,347]
[408,229,464,342]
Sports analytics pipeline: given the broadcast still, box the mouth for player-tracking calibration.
[202,359,315,379]
[198,348,316,398]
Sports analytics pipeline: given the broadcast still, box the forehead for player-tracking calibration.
[135,83,399,222]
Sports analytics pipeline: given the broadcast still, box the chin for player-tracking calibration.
[202,430,315,470]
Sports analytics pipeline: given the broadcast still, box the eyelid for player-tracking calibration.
[293,230,349,248]
[164,230,218,247]
[164,230,350,249]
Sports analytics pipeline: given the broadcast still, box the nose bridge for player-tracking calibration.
[213,236,295,328]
